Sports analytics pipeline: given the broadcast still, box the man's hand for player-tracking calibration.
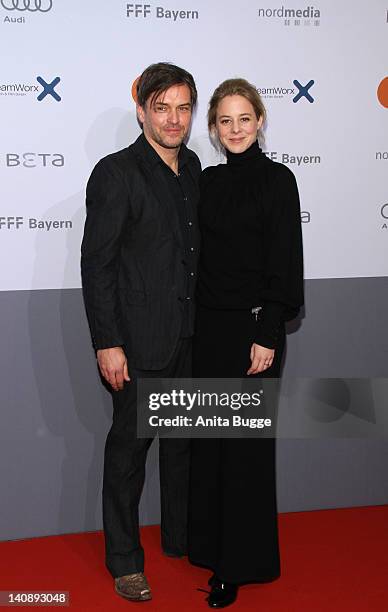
[96,347,130,391]
[247,343,275,375]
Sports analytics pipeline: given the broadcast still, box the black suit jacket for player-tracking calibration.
[81,134,201,370]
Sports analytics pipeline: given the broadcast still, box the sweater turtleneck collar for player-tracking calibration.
[226,140,262,165]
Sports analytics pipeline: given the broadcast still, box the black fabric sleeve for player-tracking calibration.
[199,165,216,189]
[255,164,304,349]
[80,157,129,350]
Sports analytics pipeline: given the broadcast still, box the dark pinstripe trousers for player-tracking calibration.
[103,338,192,578]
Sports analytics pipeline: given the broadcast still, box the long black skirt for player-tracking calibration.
[188,306,285,584]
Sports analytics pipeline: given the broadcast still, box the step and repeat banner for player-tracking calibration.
[0,0,387,291]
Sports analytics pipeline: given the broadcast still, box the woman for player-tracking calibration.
[188,79,304,608]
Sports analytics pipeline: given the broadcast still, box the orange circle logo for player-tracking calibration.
[131,77,139,103]
[377,77,388,108]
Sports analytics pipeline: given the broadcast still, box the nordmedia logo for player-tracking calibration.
[258,5,320,26]
[0,75,61,101]
[377,77,388,108]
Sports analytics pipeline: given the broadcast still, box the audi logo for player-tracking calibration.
[0,0,53,12]
[381,203,388,219]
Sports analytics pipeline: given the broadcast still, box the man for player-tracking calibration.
[81,63,200,602]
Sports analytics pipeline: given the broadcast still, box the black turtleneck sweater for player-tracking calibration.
[196,141,304,349]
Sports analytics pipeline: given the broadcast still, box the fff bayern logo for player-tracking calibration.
[0,0,53,11]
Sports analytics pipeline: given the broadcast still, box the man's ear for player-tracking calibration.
[136,103,145,124]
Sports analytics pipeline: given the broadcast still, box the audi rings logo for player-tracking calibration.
[1,0,53,12]
[380,203,388,230]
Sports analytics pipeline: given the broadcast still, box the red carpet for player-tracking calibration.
[1,506,387,611]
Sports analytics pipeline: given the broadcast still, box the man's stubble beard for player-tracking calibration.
[143,119,188,150]
[152,130,186,150]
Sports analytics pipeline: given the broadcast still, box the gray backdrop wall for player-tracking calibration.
[1,278,388,541]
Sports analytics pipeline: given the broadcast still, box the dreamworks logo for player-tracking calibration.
[126,3,199,20]
[258,5,321,26]
[0,76,61,101]
[258,80,315,103]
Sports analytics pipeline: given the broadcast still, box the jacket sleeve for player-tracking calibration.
[81,157,129,350]
[255,164,304,349]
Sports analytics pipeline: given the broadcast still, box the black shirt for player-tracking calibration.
[142,136,199,337]
[196,141,304,348]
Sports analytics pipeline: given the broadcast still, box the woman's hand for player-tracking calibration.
[247,343,275,375]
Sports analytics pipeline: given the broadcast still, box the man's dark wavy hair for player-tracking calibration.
[136,62,197,108]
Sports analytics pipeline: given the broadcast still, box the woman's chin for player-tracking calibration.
[225,139,250,154]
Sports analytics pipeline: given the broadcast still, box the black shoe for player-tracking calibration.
[207,578,238,608]
[208,574,216,586]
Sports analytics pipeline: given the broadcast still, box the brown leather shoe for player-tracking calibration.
[115,572,152,602]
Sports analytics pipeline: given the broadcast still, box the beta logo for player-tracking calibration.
[3,153,64,167]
